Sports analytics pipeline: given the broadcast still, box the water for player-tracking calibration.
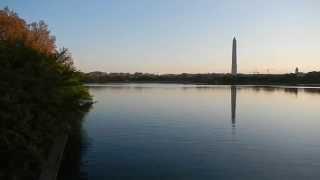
[59,84,320,180]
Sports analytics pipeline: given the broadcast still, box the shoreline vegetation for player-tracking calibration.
[1,5,320,180]
[84,71,320,86]
[0,7,91,179]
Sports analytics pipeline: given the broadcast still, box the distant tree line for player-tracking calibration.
[0,7,91,179]
[84,71,320,85]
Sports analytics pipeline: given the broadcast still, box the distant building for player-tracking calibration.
[295,67,305,77]
[232,37,237,75]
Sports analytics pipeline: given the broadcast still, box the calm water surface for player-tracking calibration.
[59,84,320,180]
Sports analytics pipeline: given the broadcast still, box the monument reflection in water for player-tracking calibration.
[59,84,320,180]
[231,86,237,127]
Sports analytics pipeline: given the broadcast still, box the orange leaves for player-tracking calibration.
[0,7,27,43]
[0,7,56,55]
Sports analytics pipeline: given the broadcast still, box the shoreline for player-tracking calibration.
[84,82,320,88]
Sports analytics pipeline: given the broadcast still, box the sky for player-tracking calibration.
[1,0,320,74]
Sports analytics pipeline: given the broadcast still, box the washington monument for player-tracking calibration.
[232,37,237,75]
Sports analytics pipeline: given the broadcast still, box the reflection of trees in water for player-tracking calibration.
[284,88,298,96]
[250,86,278,93]
[181,86,228,92]
[89,84,320,96]
[250,86,320,96]
[57,109,91,180]
[251,86,299,96]
[303,88,320,95]
[88,85,156,92]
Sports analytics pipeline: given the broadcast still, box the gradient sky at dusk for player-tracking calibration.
[1,0,320,73]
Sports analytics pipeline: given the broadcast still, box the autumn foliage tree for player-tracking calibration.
[0,7,56,55]
[0,7,91,180]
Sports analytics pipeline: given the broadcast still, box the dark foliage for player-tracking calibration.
[0,8,91,180]
[84,71,320,85]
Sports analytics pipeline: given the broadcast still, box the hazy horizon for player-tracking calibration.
[1,0,320,74]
